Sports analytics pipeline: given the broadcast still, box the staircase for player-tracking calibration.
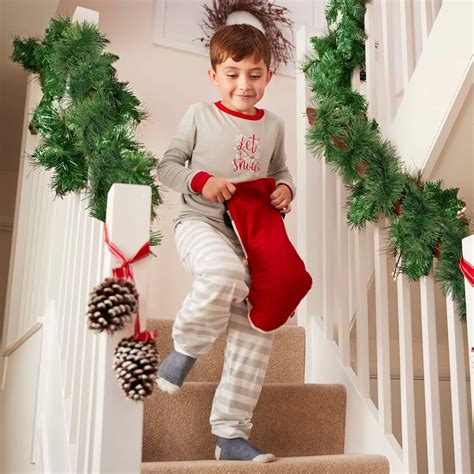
[141,319,389,472]
[2,3,473,473]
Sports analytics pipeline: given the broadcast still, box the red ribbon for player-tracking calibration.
[104,224,157,342]
[459,256,474,287]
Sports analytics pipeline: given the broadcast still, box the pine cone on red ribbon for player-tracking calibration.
[113,336,159,401]
[87,277,138,334]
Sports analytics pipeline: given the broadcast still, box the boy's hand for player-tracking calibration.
[202,177,236,203]
[270,184,292,214]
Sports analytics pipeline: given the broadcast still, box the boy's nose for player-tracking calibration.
[238,79,250,90]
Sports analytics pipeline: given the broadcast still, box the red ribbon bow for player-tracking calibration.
[104,224,157,342]
[459,256,474,287]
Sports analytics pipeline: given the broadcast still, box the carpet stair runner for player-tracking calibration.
[142,319,389,473]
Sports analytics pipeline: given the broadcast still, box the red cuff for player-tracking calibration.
[191,171,214,193]
[278,183,293,199]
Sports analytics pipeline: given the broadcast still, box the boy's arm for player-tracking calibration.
[267,119,296,201]
[157,104,212,194]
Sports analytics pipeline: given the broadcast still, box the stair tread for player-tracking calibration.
[148,319,306,384]
[143,383,346,463]
[142,453,389,473]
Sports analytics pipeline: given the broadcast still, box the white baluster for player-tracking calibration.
[348,226,356,335]
[432,0,443,19]
[35,173,55,329]
[446,295,471,473]
[397,273,417,472]
[27,169,49,331]
[85,222,104,473]
[43,185,69,307]
[355,227,370,396]
[366,223,375,299]
[18,169,40,336]
[72,219,101,472]
[61,194,81,371]
[68,192,93,449]
[420,275,443,472]
[322,157,337,340]
[295,25,322,335]
[374,221,392,433]
[56,195,73,348]
[65,192,88,400]
[399,0,416,90]
[419,0,434,47]
[364,0,378,122]
[380,0,397,126]
[369,0,390,136]
[336,175,350,366]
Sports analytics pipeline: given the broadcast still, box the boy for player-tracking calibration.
[156,23,296,463]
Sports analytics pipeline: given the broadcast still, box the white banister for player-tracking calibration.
[2,7,152,473]
[419,275,443,472]
[297,0,471,470]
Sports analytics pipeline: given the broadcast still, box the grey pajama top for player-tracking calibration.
[157,101,296,241]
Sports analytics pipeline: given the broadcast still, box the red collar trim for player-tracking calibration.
[215,101,264,121]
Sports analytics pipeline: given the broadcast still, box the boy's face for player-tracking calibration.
[208,55,273,115]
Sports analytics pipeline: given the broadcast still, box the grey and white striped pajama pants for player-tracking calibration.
[172,219,274,439]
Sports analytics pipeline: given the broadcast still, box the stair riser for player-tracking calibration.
[148,319,306,384]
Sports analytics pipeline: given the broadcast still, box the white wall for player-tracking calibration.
[428,86,473,212]
[57,0,299,321]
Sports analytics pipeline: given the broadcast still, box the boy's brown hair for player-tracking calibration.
[209,24,272,71]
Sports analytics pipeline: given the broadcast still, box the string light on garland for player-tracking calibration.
[391,251,403,281]
[301,0,472,320]
[198,0,295,72]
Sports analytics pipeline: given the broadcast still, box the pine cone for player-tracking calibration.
[87,277,138,335]
[113,336,159,401]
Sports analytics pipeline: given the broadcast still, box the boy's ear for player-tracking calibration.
[266,69,273,84]
[208,68,219,86]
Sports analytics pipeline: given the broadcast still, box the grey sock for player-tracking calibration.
[157,349,197,387]
[216,436,276,462]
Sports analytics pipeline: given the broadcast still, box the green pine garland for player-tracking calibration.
[302,0,471,320]
[11,16,162,246]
